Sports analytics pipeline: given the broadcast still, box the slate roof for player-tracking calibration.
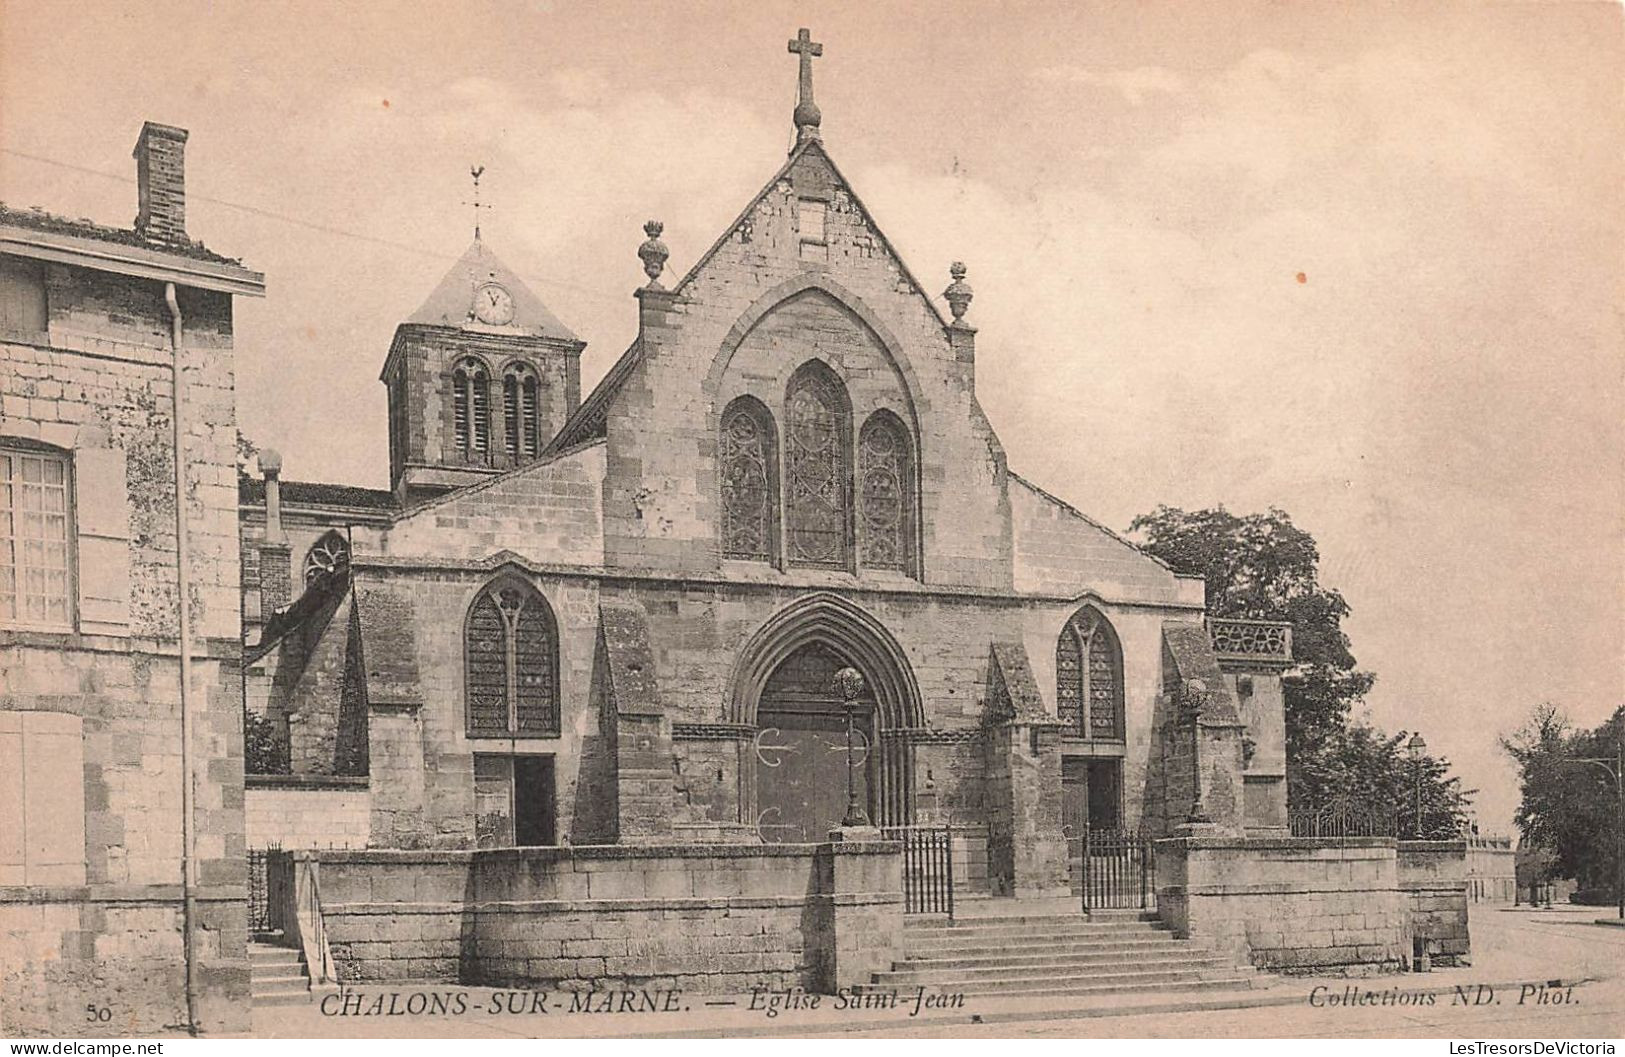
[239,473,397,512]
[404,238,580,343]
[0,201,245,267]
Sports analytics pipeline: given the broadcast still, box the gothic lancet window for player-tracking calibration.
[502,363,542,462]
[465,578,559,737]
[785,362,851,568]
[858,410,914,573]
[451,357,491,461]
[720,397,778,562]
[1055,606,1124,740]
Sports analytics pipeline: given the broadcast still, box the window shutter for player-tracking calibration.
[0,712,86,886]
[73,441,130,635]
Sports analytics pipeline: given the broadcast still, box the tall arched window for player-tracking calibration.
[1056,605,1124,740]
[720,396,778,562]
[451,357,491,460]
[858,410,915,573]
[465,578,559,736]
[502,362,542,462]
[784,361,851,568]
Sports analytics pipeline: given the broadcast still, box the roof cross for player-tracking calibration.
[787,28,824,141]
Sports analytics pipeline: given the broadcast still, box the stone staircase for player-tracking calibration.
[859,906,1261,1000]
[249,936,327,1007]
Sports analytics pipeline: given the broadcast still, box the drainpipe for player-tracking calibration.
[165,281,201,1035]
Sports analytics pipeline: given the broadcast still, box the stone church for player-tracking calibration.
[240,33,1294,898]
[1,33,1469,1030]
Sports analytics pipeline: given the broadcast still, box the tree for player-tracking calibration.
[1502,703,1624,897]
[1129,504,1469,827]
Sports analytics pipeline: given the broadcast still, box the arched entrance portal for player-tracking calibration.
[730,593,923,841]
[755,642,873,842]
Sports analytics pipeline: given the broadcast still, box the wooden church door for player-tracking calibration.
[753,642,873,842]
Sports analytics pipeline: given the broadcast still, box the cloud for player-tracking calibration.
[1032,64,1186,105]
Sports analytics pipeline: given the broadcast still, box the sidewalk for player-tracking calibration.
[249,905,1624,1038]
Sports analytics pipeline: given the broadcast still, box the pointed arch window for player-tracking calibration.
[451,357,491,460]
[858,410,914,573]
[502,362,543,462]
[465,578,559,737]
[1056,606,1124,740]
[302,530,350,585]
[785,362,851,568]
[720,397,779,562]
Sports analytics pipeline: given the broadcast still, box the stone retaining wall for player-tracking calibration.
[1155,836,1467,972]
[315,840,902,994]
[1399,839,1470,965]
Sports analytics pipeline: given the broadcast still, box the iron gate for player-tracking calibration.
[1079,828,1154,912]
[882,825,955,918]
[247,845,288,935]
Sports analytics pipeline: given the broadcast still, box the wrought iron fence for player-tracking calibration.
[882,825,955,918]
[1079,828,1155,912]
[1288,802,1397,839]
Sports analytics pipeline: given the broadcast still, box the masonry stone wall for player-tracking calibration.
[0,259,248,1034]
[602,145,1013,590]
[245,779,371,850]
[316,842,902,993]
[1156,836,1471,973]
[1399,839,1471,965]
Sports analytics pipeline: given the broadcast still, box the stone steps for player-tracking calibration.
[890,950,1235,974]
[867,906,1258,1001]
[249,937,326,1006]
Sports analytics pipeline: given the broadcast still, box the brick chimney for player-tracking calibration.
[133,121,189,244]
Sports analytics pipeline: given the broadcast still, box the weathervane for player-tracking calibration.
[463,164,492,241]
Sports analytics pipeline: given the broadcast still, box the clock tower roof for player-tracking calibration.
[405,238,580,343]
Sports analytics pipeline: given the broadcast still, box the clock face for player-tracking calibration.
[473,283,515,326]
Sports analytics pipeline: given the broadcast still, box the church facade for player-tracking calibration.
[241,38,1293,901]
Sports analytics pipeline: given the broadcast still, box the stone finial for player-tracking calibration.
[637,220,669,288]
[944,261,973,325]
[258,448,284,545]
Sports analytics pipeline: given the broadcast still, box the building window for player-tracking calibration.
[465,578,559,737]
[858,410,914,573]
[720,397,778,562]
[0,446,71,628]
[502,363,542,462]
[785,361,851,568]
[0,711,86,886]
[0,257,47,335]
[1056,605,1124,740]
[302,530,350,585]
[797,199,827,244]
[451,357,490,460]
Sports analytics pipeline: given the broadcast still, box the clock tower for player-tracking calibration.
[380,237,585,505]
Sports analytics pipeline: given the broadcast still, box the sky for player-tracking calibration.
[2,0,1620,835]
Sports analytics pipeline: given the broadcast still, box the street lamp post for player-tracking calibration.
[1565,734,1625,922]
[832,667,869,828]
[1408,732,1428,839]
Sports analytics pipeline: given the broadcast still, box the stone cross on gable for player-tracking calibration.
[788,28,824,141]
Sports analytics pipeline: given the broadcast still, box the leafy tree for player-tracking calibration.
[1502,703,1623,896]
[1129,504,1468,827]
